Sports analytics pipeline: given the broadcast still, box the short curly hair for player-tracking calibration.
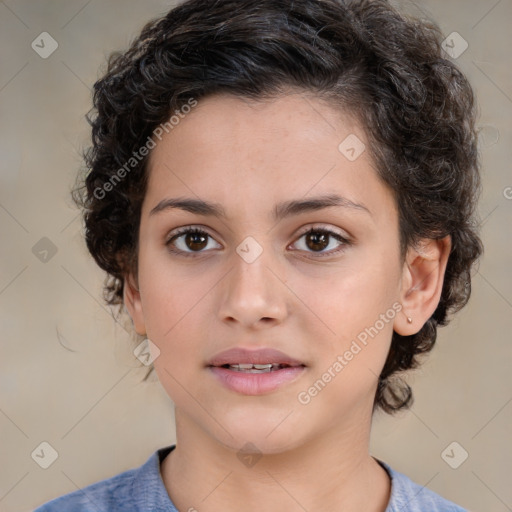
[72,0,483,414]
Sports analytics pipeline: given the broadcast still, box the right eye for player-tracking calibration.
[166,226,222,256]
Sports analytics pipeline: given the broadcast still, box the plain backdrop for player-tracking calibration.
[0,1,511,511]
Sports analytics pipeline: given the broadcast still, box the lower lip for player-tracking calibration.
[208,366,306,395]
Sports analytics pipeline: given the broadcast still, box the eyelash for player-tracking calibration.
[165,225,350,258]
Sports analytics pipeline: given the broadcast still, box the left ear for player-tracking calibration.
[394,235,451,335]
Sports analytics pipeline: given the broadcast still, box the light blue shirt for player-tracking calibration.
[33,445,467,511]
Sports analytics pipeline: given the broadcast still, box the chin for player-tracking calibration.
[210,417,308,456]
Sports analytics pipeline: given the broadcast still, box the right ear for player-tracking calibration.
[123,272,146,335]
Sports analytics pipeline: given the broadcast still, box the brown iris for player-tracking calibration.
[185,231,208,251]
[305,231,329,252]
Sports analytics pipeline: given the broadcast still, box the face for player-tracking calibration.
[125,92,408,454]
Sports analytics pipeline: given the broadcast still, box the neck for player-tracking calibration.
[160,409,391,512]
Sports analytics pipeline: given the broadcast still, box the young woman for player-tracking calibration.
[34,0,482,510]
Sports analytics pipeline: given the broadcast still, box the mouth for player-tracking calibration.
[207,346,306,368]
[206,347,307,395]
[211,363,305,373]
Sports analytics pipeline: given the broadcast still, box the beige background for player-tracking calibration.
[0,1,510,511]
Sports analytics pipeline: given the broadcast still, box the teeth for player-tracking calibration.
[227,363,283,372]
[236,363,255,369]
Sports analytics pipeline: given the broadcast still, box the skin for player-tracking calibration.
[124,91,451,512]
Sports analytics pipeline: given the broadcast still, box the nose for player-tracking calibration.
[217,244,288,329]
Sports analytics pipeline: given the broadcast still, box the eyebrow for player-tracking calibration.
[149,194,371,221]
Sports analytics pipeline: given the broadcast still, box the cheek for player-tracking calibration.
[136,251,225,378]
[142,275,208,404]
[287,249,401,386]
[137,244,207,335]
[295,285,397,416]
[291,252,400,334]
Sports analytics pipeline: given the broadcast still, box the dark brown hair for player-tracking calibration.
[72,0,483,413]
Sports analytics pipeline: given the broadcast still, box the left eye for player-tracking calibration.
[291,228,349,256]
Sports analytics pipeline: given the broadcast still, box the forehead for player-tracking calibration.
[143,92,394,219]
[153,92,362,155]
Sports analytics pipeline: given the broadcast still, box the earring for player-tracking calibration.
[407,317,413,324]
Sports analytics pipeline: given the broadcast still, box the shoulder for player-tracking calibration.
[33,468,137,511]
[380,461,467,512]
[33,446,177,512]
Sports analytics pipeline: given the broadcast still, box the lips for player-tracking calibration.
[207,347,307,395]
[207,347,306,368]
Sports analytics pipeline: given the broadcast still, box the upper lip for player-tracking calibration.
[207,347,306,367]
